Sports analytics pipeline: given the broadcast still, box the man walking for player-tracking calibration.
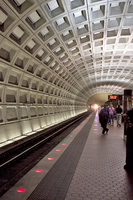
[115,105,122,127]
[100,105,109,134]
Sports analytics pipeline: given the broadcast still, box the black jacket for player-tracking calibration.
[115,107,122,114]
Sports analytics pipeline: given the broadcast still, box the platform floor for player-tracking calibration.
[1,111,133,200]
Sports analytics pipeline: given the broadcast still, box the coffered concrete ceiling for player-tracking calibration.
[1,0,133,102]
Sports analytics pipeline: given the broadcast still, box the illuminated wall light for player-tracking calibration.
[70,135,73,137]
[48,157,54,160]
[17,188,26,192]
[36,169,43,172]
[73,132,76,134]
[62,143,66,145]
[56,149,61,151]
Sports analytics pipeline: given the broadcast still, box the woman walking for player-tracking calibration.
[109,104,114,125]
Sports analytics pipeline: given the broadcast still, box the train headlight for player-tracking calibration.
[94,104,98,110]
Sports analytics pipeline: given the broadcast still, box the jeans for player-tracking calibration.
[101,119,108,133]
[109,113,114,124]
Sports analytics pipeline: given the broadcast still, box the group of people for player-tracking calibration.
[99,104,133,171]
[99,104,123,134]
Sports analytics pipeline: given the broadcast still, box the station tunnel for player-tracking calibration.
[1,0,133,149]
[1,0,133,199]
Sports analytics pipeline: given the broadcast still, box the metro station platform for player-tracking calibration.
[1,111,133,200]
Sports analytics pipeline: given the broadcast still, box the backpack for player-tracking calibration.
[100,109,108,120]
[102,110,108,120]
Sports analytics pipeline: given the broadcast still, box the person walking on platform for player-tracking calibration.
[115,105,122,127]
[99,105,103,124]
[123,108,133,171]
[109,104,114,125]
[99,105,109,134]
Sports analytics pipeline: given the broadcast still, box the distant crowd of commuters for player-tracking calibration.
[99,103,123,134]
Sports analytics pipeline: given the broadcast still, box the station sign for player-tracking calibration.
[108,95,117,99]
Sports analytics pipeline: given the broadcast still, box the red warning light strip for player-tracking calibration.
[17,188,26,192]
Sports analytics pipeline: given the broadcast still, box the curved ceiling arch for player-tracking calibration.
[0,0,133,101]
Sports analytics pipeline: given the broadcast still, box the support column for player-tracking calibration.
[124,89,132,113]
[124,90,132,138]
